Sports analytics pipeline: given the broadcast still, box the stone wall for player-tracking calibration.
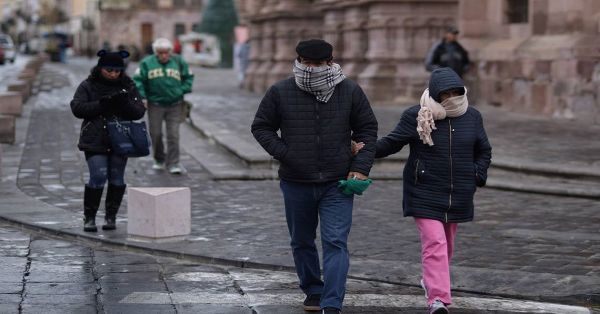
[240,0,600,123]
[242,0,458,104]
[462,0,600,123]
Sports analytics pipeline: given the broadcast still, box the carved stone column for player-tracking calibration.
[322,9,345,62]
[260,0,278,14]
[244,0,265,15]
[394,16,452,102]
[267,19,298,87]
[252,20,275,92]
[243,22,262,90]
[267,15,323,88]
[275,0,309,12]
[340,5,369,80]
[358,2,402,102]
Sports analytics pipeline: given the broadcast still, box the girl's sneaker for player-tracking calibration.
[429,299,449,314]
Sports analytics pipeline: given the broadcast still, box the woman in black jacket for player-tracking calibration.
[359,68,491,314]
[70,50,146,232]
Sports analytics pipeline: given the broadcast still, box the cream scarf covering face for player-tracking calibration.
[417,88,468,146]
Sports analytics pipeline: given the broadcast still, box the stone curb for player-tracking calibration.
[186,114,600,199]
[187,111,600,179]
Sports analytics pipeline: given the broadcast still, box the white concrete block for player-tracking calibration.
[127,187,191,238]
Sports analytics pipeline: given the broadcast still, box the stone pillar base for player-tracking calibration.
[342,62,366,81]
[358,62,397,103]
[266,62,292,89]
[252,62,273,93]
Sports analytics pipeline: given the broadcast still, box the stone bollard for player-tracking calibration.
[0,115,16,144]
[127,187,191,240]
[18,69,36,81]
[0,92,23,116]
[25,58,43,71]
[7,80,31,100]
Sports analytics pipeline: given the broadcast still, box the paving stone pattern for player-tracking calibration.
[3,222,570,314]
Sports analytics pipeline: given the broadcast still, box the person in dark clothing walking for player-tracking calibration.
[70,50,146,232]
[425,27,470,77]
[365,68,491,314]
[251,39,378,314]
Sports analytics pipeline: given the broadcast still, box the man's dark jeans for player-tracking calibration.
[280,179,354,310]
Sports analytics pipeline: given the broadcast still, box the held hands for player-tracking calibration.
[351,140,365,156]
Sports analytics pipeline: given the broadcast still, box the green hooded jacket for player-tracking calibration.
[133,54,194,106]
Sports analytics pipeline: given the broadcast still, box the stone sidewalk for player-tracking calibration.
[0,58,598,313]
[2,222,592,314]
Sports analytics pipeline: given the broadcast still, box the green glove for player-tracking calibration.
[338,178,373,195]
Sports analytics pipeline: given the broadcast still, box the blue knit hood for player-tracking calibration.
[428,68,464,102]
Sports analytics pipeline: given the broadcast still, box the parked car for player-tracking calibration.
[0,34,16,63]
[0,46,5,65]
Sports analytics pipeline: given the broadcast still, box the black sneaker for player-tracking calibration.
[303,294,321,311]
[322,307,341,314]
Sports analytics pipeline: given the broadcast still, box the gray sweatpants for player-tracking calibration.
[147,102,182,168]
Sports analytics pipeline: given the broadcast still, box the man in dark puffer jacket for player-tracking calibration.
[375,68,491,314]
[251,39,378,314]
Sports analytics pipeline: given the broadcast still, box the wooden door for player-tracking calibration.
[141,23,154,54]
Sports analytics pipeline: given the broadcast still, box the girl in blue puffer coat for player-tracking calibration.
[356,68,491,314]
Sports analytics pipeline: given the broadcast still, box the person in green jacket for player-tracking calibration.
[133,37,194,174]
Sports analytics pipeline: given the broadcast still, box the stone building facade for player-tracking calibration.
[239,0,600,123]
[98,0,203,57]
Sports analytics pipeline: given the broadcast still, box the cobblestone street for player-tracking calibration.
[0,57,598,313]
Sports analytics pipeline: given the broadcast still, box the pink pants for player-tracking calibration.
[414,218,458,305]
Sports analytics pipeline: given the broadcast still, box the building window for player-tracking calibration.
[506,0,528,24]
[175,23,186,38]
[192,23,201,32]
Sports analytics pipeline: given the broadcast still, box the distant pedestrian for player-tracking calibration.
[251,39,378,314]
[357,68,491,314]
[133,38,194,174]
[425,27,470,77]
[70,50,146,232]
[236,40,250,88]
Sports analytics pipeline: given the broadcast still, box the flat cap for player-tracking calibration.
[296,39,333,61]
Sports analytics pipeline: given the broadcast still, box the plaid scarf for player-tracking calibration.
[293,60,345,103]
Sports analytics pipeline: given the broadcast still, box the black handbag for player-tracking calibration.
[106,119,151,157]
